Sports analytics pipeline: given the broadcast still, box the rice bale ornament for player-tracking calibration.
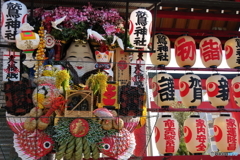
[24,117,37,131]
[112,118,124,130]
[100,128,136,159]
[6,113,54,160]
[102,119,113,130]
[29,107,43,117]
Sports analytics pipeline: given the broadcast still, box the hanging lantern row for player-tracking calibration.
[150,34,240,69]
[151,72,240,108]
[154,114,238,155]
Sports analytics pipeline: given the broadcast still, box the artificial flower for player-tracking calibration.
[32,3,126,46]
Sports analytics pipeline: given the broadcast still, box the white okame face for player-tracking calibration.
[64,41,96,77]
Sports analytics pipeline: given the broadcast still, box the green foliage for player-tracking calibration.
[173,102,192,155]
[53,118,74,144]
[85,119,117,146]
[51,22,88,42]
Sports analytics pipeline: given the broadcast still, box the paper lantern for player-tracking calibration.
[155,115,179,155]
[224,37,240,69]
[1,0,27,42]
[206,73,229,108]
[129,8,152,49]
[184,115,208,154]
[152,72,175,108]
[200,36,222,68]
[213,114,239,152]
[231,75,240,107]
[179,73,202,108]
[174,35,196,67]
[150,34,171,67]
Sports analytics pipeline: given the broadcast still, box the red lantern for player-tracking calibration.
[224,37,240,69]
[1,0,28,42]
[231,75,240,107]
[174,35,196,67]
[184,115,208,154]
[213,114,239,152]
[206,73,229,108]
[179,73,202,108]
[152,72,175,108]
[200,36,222,68]
[129,8,152,49]
[150,34,171,67]
[155,115,179,155]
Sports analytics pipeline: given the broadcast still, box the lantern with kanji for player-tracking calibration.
[231,75,240,107]
[179,73,202,108]
[206,73,229,108]
[150,34,171,67]
[129,8,152,49]
[155,115,179,155]
[152,72,175,108]
[224,37,240,69]
[174,35,196,67]
[200,36,222,68]
[213,114,239,152]
[1,0,28,42]
[184,115,208,154]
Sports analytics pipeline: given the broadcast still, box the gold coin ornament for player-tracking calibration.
[70,118,89,137]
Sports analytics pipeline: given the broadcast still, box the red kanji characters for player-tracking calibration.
[201,39,222,62]
[102,84,117,106]
[226,119,237,150]
[164,119,176,153]
[175,37,196,61]
[195,119,207,151]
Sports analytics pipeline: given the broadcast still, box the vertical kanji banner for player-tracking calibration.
[3,48,20,81]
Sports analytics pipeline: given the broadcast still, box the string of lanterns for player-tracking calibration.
[150,33,240,69]
[154,113,239,155]
[129,8,240,155]
[1,2,240,157]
